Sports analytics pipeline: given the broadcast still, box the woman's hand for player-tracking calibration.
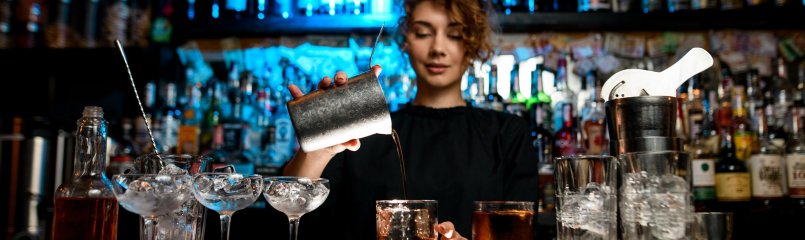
[436,221,467,240]
[282,65,383,178]
[286,64,383,155]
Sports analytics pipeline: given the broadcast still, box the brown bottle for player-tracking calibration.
[52,106,118,240]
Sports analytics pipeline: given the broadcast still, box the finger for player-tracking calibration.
[344,139,361,152]
[436,222,457,240]
[318,76,333,90]
[288,84,304,99]
[371,64,383,77]
[334,71,348,86]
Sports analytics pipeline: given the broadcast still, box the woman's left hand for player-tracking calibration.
[435,221,467,240]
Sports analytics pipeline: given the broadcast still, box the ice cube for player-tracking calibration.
[658,174,689,194]
[129,179,154,192]
[414,209,433,239]
[159,164,188,175]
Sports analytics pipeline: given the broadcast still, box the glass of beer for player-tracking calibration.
[471,201,534,240]
[376,200,438,240]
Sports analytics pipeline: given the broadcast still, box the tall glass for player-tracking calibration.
[132,154,212,240]
[472,201,534,240]
[554,155,618,240]
[376,200,438,240]
[619,151,694,240]
[264,177,331,240]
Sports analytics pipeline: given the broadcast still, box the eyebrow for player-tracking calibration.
[411,21,463,29]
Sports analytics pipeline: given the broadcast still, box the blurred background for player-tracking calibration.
[1,0,804,239]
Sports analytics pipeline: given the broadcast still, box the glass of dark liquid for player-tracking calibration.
[471,201,535,240]
[376,200,438,240]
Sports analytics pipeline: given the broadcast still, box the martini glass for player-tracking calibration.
[264,176,330,240]
[191,173,263,240]
[111,174,193,240]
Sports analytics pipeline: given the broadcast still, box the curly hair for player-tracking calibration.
[396,0,497,66]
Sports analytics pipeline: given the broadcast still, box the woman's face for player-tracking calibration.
[405,1,467,90]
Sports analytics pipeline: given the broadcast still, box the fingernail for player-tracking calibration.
[444,230,453,238]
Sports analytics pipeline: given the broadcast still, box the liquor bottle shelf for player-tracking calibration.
[176,13,399,40]
[175,6,805,39]
[501,7,805,32]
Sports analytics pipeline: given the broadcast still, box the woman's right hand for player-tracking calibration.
[282,65,383,178]
[287,64,382,155]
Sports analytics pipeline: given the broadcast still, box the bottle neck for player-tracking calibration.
[720,130,737,161]
[73,117,108,178]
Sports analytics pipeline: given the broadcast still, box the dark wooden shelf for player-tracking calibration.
[173,7,805,39]
[177,13,398,39]
[500,7,805,32]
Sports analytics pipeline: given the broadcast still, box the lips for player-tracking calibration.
[425,63,449,74]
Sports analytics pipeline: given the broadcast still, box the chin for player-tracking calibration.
[418,74,461,89]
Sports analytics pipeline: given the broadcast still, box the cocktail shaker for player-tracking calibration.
[606,96,682,155]
[288,70,392,152]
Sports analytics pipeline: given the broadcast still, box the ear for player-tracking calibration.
[401,42,410,52]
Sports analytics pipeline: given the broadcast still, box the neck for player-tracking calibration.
[412,80,466,108]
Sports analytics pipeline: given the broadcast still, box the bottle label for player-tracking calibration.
[693,187,716,201]
[749,154,784,198]
[787,153,805,198]
[272,117,294,164]
[692,158,716,187]
[715,172,751,201]
[734,132,753,161]
[584,123,607,155]
[177,126,200,155]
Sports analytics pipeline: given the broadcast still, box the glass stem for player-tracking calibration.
[220,213,232,240]
[289,216,301,240]
[142,217,159,240]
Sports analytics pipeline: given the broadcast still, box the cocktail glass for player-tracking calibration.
[263,176,330,240]
[190,173,263,240]
[111,174,193,240]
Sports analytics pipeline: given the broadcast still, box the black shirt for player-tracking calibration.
[298,104,539,239]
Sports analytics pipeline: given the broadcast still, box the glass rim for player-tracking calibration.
[136,153,213,159]
[619,150,690,156]
[194,173,263,178]
[376,199,437,204]
[554,155,617,161]
[264,176,329,183]
[112,173,189,177]
[473,200,534,205]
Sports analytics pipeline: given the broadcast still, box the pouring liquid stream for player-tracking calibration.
[367,24,407,200]
[115,40,162,161]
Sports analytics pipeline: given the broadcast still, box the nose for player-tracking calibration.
[428,34,447,58]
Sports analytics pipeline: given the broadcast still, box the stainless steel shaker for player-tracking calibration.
[605,96,682,155]
[287,70,392,152]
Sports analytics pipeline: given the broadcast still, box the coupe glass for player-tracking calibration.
[264,177,330,240]
[111,174,193,240]
[191,173,263,240]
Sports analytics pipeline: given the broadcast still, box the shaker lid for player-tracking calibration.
[601,47,714,101]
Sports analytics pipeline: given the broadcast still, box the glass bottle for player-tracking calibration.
[553,104,578,157]
[731,86,754,161]
[786,107,805,209]
[525,61,551,112]
[486,64,505,112]
[551,57,575,132]
[52,106,119,240]
[581,71,607,155]
[748,108,786,210]
[715,128,751,212]
[690,109,718,212]
[532,99,556,212]
[177,85,201,155]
